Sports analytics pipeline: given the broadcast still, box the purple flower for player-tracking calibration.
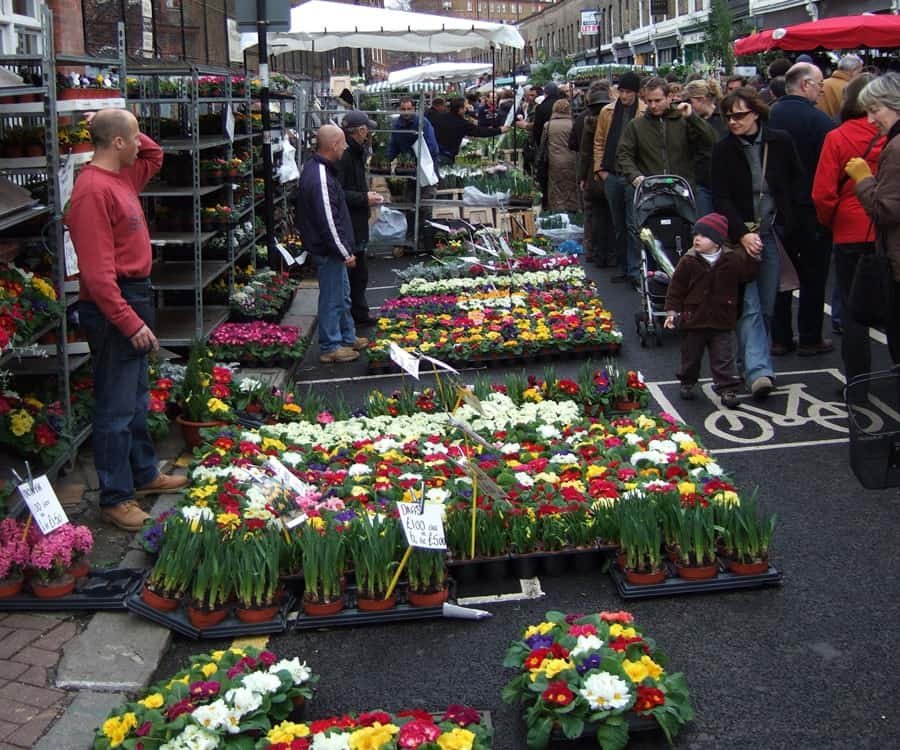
[525,633,554,649]
[577,653,602,675]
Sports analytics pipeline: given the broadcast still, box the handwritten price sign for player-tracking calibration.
[18,475,68,534]
[397,502,446,550]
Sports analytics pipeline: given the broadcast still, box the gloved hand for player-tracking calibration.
[845,157,873,183]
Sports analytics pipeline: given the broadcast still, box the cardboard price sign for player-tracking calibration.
[18,475,68,534]
[265,456,307,495]
[389,342,420,379]
[397,502,446,549]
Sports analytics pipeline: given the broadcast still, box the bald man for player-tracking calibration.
[296,124,367,364]
[65,108,187,532]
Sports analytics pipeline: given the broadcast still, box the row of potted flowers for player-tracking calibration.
[395,253,577,286]
[208,322,308,368]
[0,518,93,599]
[230,270,300,322]
[503,610,693,748]
[431,234,551,260]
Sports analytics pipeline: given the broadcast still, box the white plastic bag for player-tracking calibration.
[370,207,408,243]
[278,137,299,183]
[413,136,439,187]
[462,186,509,206]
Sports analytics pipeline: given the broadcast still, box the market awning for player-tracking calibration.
[241,0,525,55]
[364,80,446,93]
[388,62,493,87]
[734,14,900,55]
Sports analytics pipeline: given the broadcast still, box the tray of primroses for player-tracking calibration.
[502,610,693,749]
[92,645,318,750]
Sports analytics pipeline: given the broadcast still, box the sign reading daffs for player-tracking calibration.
[503,610,693,749]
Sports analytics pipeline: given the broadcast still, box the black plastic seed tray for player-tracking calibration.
[609,559,782,600]
[0,568,144,612]
[549,714,661,747]
[125,591,295,640]
[292,581,456,630]
[449,547,615,586]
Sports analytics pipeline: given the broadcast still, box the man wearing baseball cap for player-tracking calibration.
[336,110,383,327]
[593,71,646,285]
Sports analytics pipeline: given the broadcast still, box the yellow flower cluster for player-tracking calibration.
[524,621,555,639]
[437,727,476,750]
[622,654,664,683]
[101,712,138,748]
[267,721,310,743]
[138,693,164,709]
[348,722,399,750]
[207,397,230,414]
[9,409,34,437]
[530,657,573,681]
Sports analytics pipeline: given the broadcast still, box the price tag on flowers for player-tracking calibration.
[17,475,68,534]
[397,502,446,550]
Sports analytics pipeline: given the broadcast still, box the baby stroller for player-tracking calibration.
[632,175,696,347]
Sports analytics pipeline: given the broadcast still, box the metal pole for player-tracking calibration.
[490,43,495,149]
[257,0,278,268]
[511,46,517,167]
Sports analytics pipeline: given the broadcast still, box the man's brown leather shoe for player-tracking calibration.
[136,473,189,496]
[100,500,150,532]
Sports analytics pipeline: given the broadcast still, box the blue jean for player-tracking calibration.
[79,280,158,508]
[736,232,780,386]
[695,184,715,218]
[313,253,356,353]
[603,174,639,278]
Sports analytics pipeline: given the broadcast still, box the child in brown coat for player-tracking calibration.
[664,212,760,408]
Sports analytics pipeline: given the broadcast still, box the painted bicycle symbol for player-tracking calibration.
[702,381,885,444]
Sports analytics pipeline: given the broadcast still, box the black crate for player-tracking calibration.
[609,559,782,600]
[0,568,144,612]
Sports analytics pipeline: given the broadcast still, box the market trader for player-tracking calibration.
[65,108,188,532]
[297,124,368,364]
[431,97,509,166]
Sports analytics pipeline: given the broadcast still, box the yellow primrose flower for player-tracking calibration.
[348,722,400,750]
[102,713,138,748]
[9,410,34,437]
[24,396,44,409]
[207,397,230,414]
[688,453,711,465]
[261,437,287,452]
[540,658,573,679]
[636,415,656,430]
[608,624,638,639]
[267,721,310,743]
[138,693,164,709]
[680,440,698,452]
[216,512,241,532]
[351,485,369,497]
[616,425,636,435]
[201,662,218,677]
[437,727,476,750]
[534,472,559,484]
[31,276,57,300]
[308,516,325,531]
[624,482,637,491]
[282,402,302,414]
[713,490,740,507]
[677,481,696,495]
[623,654,664,683]
[524,621,555,639]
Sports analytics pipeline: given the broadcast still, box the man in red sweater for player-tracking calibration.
[66,109,187,532]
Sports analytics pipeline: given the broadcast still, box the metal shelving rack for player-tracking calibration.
[128,64,253,346]
[0,9,126,483]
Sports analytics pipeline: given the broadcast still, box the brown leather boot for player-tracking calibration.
[100,500,150,532]
[136,473,189,496]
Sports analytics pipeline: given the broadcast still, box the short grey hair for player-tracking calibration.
[858,72,900,114]
[837,54,864,73]
[785,62,820,93]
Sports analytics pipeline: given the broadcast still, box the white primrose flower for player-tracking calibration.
[671,431,693,444]
[181,506,214,523]
[160,724,220,750]
[280,451,304,468]
[398,472,423,483]
[311,733,351,750]
[237,378,263,393]
[426,487,449,505]
[623,433,644,446]
[190,699,230,731]
[571,634,605,659]
[500,442,521,455]
[515,472,535,488]
[538,424,561,440]
[225,686,262,716]
[579,671,632,711]
[550,452,579,465]
[240,671,282,695]
[269,657,312,685]
[348,463,372,477]
[629,450,668,467]
[647,439,678,454]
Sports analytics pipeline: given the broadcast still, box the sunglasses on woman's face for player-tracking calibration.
[724,110,753,122]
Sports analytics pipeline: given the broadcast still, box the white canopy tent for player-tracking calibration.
[364,80,446,93]
[239,0,525,55]
[387,62,492,87]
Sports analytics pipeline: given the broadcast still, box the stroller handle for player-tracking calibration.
[634,175,695,207]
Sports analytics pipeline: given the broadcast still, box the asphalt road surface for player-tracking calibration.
[156,249,900,750]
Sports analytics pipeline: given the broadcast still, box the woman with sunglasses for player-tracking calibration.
[711,87,814,399]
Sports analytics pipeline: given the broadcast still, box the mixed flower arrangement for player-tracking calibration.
[93,645,318,750]
[0,262,64,352]
[0,518,93,586]
[229,270,299,322]
[502,610,693,749]
[208,322,308,365]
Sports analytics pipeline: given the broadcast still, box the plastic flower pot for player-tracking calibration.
[571,548,604,573]
[727,558,769,576]
[539,552,569,577]
[141,583,181,612]
[302,596,344,617]
[175,415,227,449]
[68,558,90,579]
[511,553,540,579]
[235,603,280,623]
[187,605,228,629]
[0,574,25,599]
[613,399,641,411]
[675,562,719,580]
[623,567,667,586]
[407,587,449,608]
[31,574,76,599]
[356,593,397,612]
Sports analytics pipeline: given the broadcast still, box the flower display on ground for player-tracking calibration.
[229,269,299,322]
[209,322,308,365]
[503,610,693,749]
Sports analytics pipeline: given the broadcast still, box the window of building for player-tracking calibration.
[12,0,36,17]
[16,27,38,54]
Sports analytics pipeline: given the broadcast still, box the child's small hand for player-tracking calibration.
[664,314,676,329]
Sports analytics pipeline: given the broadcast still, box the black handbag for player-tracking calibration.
[849,224,894,328]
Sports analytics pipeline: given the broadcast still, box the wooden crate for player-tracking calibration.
[497,208,536,240]
[431,205,461,221]
[462,206,494,226]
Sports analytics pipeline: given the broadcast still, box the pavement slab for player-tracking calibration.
[32,691,124,750]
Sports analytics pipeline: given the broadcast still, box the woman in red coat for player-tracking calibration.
[812,73,884,383]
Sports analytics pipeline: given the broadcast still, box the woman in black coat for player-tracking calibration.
[711,87,814,399]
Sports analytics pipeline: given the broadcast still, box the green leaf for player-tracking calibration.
[596,716,630,750]
[557,713,585,739]
[526,716,553,750]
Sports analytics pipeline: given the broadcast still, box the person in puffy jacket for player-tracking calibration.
[846,72,900,365]
[812,73,884,382]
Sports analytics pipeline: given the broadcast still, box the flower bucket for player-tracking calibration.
[407,588,449,608]
[176,415,226,449]
[0,574,25,599]
[235,603,280,623]
[141,583,180,612]
[31,574,76,599]
[675,562,718,580]
[623,567,666,586]
[356,594,397,612]
[187,605,228,629]
[727,558,769,576]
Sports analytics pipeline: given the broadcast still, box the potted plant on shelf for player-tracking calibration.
[233,530,282,623]
[65,121,93,154]
[175,342,233,449]
[347,512,401,610]
[721,495,775,576]
[297,514,345,616]
[0,518,30,598]
[674,504,718,580]
[394,152,417,176]
[186,525,231,628]
[199,158,226,185]
[617,498,665,585]
[406,548,449,607]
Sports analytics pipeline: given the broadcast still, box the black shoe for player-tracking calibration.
[721,391,740,409]
[679,383,696,400]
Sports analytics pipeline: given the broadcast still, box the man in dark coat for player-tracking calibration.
[574,82,612,264]
[336,110,383,327]
[768,63,837,356]
[431,97,508,166]
[531,82,563,200]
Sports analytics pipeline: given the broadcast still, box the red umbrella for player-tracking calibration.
[734,15,900,56]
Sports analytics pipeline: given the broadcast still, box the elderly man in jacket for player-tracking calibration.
[594,71,645,283]
[336,111,383,328]
[297,125,368,364]
[574,81,611,264]
[818,54,863,119]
